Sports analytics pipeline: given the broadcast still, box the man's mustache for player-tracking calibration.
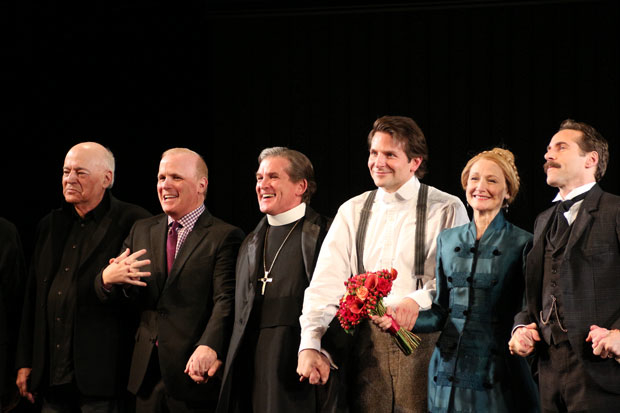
[543,161,561,173]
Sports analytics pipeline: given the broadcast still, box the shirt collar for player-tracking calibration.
[267,202,306,226]
[376,175,419,203]
[66,190,111,223]
[552,182,596,202]
[168,204,205,230]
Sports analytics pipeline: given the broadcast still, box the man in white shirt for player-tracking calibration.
[297,116,468,412]
[509,119,620,411]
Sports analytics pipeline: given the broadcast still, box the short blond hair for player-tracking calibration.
[161,148,208,180]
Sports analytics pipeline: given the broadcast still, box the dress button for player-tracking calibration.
[493,249,501,256]
[448,376,455,382]
[466,276,472,283]
[64,267,70,272]
[551,282,557,287]
[462,310,469,316]
[454,247,461,252]
[447,277,453,282]
[433,376,437,382]
[470,247,476,253]
[57,291,62,296]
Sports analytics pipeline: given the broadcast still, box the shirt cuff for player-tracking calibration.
[511,324,528,336]
[299,331,323,354]
[407,289,432,310]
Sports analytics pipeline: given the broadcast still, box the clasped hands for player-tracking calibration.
[102,248,151,287]
[509,323,620,361]
[296,349,331,385]
[586,325,620,360]
[185,345,222,384]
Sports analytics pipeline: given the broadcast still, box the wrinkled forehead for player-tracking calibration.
[64,147,105,172]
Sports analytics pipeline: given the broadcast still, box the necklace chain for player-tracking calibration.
[259,219,301,295]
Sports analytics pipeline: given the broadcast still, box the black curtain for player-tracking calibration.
[7,0,620,256]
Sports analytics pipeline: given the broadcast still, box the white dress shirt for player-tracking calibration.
[552,182,596,225]
[299,175,469,352]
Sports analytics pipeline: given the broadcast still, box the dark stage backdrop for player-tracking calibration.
[7,0,619,259]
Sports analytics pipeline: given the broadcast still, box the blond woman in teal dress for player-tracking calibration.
[376,148,539,412]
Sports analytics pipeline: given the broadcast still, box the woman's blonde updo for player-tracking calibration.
[460,147,520,206]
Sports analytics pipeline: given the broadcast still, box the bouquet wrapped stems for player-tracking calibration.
[373,300,421,356]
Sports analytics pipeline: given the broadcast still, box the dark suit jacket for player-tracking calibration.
[96,208,244,403]
[514,184,620,394]
[16,193,151,397]
[217,206,349,413]
[0,218,26,399]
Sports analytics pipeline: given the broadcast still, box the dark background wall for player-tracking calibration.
[7,0,620,258]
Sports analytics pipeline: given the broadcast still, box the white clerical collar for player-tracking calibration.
[552,182,596,202]
[267,202,306,226]
[377,175,419,203]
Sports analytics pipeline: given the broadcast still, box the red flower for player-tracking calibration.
[349,296,365,314]
[364,273,378,290]
[376,278,392,296]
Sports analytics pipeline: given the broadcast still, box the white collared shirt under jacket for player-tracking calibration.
[299,175,469,352]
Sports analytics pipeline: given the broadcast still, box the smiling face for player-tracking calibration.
[62,143,113,217]
[466,158,510,216]
[368,131,421,193]
[544,129,597,197]
[157,151,208,220]
[255,156,307,215]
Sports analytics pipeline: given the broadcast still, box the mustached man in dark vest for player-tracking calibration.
[298,116,468,412]
[16,142,151,412]
[510,119,620,412]
[97,148,244,413]
[217,147,347,413]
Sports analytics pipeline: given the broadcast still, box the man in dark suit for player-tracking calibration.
[98,148,244,413]
[16,142,151,411]
[509,119,620,411]
[1,218,26,411]
[217,147,347,413]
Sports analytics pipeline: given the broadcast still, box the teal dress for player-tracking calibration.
[415,211,539,413]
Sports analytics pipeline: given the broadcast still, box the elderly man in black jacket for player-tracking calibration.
[16,142,150,412]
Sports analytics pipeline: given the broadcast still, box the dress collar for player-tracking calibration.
[267,202,306,226]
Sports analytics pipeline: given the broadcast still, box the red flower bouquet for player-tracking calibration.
[336,268,421,355]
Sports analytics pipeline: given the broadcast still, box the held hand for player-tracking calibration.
[184,345,222,383]
[388,297,419,331]
[297,349,330,385]
[16,368,35,403]
[102,248,152,287]
[508,323,541,357]
[371,314,394,331]
[587,325,620,360]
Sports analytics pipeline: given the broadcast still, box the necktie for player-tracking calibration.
[167,221,180,274]
[546,191,588,246]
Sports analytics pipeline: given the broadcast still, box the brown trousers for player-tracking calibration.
[349,320,439,413]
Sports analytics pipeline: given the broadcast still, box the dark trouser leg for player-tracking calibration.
[538,340,619,413]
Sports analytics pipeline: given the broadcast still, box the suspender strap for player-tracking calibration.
[355,190,377,274]
[414,183,428,289]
